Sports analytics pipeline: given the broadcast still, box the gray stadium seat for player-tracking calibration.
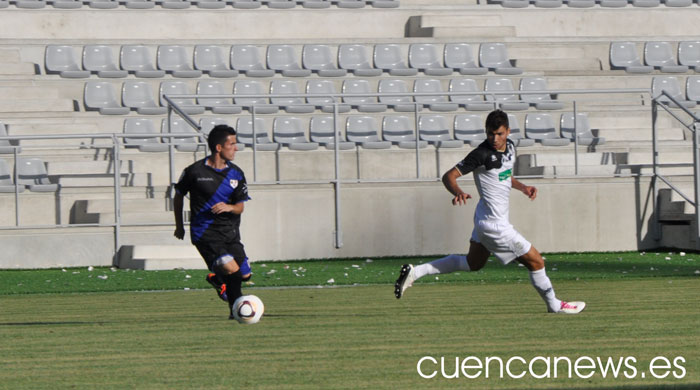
[443,43,488,76]
[301,0,330,8]
[663,0,691,5]
[122,81,168,115]
[369,0,398,7]
[123,0,155,8]
[0,159,24,193]
[159,81,206,115]
[378,79,416,112]
[0,0,8,7]
[309,116,356,150]
[346,116,391,149]
[382,116,428,149]
[645,42,688,73]
[45,45,90,78]
[501,0,529,7]
[85,0,118,7]
[507,113,534,147]
[231,0,262,8]
[161,117,201,152]
[519,77,564,110]
[263,0,295,7]
[686,76,700,103]
[335,0,365,7]
[409,43,452,76]
[83,45,127,78]
[235,117,280,151]
[374,44,418,76]
[157,45,202,78]
[453,114,485,146]
[156,0,191,8]
[233,80,279,114]
[231,45,275,77]
[448,78,494,111]
[599,0,626,7]
[338,44,382,77]
[652,76,696,108]
[199,117,228,137]
[524,113,570,146]
[418,115,463,148]
[484,78,529,111]
[50,0,83,7]
[306,80,351,113]
[194,45,239,78]
[534,0,562,6]
[84,81,130,115]
[632,0,659,6]
[565,0,595,7]
[678,41,700,71]
[270,80,315,114]
[610,42,653,73]
[267,45,311,77]
[123,118,169,152]
[196,80,242,114]
[120,45,165,78]
[413,79,458,112]
[17,157,59,192]
[560,113,605,146]
[302,45,347,77]
[272,117,319,150]
[0,122,20,154]
[479,43,523,75]
[193,0,225,7]
[342,79,387,113]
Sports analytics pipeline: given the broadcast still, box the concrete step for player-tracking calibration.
[0,98,75,113]
[542,165,618,177]
[0,49,21,63]
[48,160,123,175]
[117,244,205,270]
[0,63,37,75]
[432,26,517,39]
[516,58,602,72]
[599,128,685,142]
[58,173,154,187]
[86,198,170,213]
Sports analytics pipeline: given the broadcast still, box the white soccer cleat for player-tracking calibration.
[394,264,416,299]
[556,301,586,314]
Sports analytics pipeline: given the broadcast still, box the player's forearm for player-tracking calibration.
[173,194,184,226]
[442,168,465,197]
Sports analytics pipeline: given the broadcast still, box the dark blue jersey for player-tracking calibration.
[175,157,250,244]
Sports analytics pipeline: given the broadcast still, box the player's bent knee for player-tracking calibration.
[242,273,252,281]
[214,254,240,275]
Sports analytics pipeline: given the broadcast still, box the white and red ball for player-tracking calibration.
[232,295,264,324]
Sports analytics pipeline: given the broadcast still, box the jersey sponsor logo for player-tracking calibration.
[230,179,238,188]
[498,168,512,181]
[197,177,215,182]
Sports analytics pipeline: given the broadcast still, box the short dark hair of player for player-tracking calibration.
[485,109,509,133]
[207,124,237,152]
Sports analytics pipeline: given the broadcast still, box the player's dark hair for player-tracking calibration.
[207,124,237,152]
[485,109,509,133]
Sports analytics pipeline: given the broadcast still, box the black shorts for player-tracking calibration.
[195,239,247,272]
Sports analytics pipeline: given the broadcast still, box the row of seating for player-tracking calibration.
[611,41,700,74]
[2,0,397,9]
[0,158,57,192]
[120,112,603,153]
[490,0,697,7]
[652,76,700,108]
[84,77,566,115]
[45,42,520,79]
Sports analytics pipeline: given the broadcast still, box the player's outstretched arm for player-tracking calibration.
[512,177,537,200]
[173,192,185,240]
[442,167,472,206]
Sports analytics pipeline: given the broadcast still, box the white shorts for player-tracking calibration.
[470,219,532,265]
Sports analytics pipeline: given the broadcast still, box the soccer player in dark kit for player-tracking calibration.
[173,124,252,319]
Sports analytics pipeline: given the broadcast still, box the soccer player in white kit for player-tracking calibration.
[394,110,585,314]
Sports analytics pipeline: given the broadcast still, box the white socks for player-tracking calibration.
[414,254,470,279]
[529,268,562,312]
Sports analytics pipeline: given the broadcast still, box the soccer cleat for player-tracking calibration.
[555,301,586,314]
[206,273,228,302]
[394,264,416,299]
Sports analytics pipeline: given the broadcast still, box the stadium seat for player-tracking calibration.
[374,44,418,76]
[369,0,398,7]
[652,76,696,108]
[157,45,202,78]
[408,43,452,76]
[560,112,605,146]
[123,0,155,8]
[267,45,311,77]
[85,0,118,8]
[306,80,351,113]
[338,44,382,77]
[233,80,279,114]
[17,157,59,192]
[123,118,169,152]
[484,78,529,111]
[0,159,24,193]
[120,45,165,78]
[122,81,168,115]
[342,79,387,113]
[678,41,700,71]
[309,116,356,150]
[335,0,365,7]
[378,79,416,112]
[0,122,20,154]
[231,45,275,77]
[194,45,239,78]
[159,81,206,115]
[231,0,262,8]
[519,77,564,110]
[157,0,191,9]
[501,0,528,7]
[263,0,295,8]
[609,42,653,73]
[82,45,127,78]
[84,81,130,115]
[0,0,8,7]
[448,78,494,111]
[453,114,486,146]
[686,76,700,103]
[507,113,535,147]
[161,117,202,152]
[599,0,627,7]
[413,79,458,112]
[301,0,331,8]
[645,42,689,73]
[479,43,523,75]
[443,43,488,76]
[50,0,83,7]
[199,117,228,137]
[382,116,428,149]
[632,0,660,6]
[193,0,226,8]
[235,117,280,151]
[524,113,570,146]
[418,115,463,148]
[534,0,562,6]
[270,80,315,113]
[346,116,391,149]
[45,45,90,78]
[272,117,319,150]
[565,0,595,7]
[196,80,242,114]
[663,0,691,5]
[302,45,347,77]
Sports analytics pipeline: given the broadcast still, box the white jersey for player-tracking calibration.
[456,139,516,222]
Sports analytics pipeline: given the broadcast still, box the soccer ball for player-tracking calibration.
[232,295,264,324]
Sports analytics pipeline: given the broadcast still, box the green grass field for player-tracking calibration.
[1,252,699,389]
